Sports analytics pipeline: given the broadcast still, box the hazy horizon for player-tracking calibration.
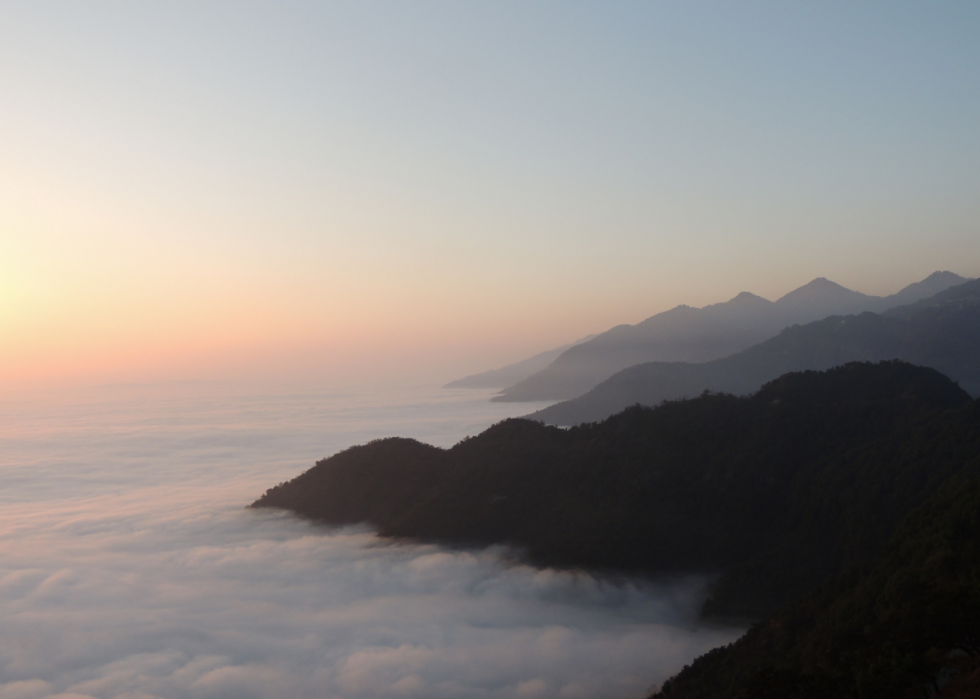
[2,2,979,391]
[6,269,974,395]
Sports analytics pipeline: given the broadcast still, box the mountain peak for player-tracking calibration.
[789,277,846,292]
[729,291,770,304]
[905,270,969,289]
[775,277,867,306]
[883,271,972,309]
[703,291,773,312]
[923,270,959,281]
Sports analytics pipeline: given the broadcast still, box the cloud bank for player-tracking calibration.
[0,386,741,699]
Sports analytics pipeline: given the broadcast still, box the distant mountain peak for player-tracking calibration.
[902,270,968,289]
[489,272,974,404]
[775,277,867,307]
[728,291,770,304]
[790,277,847,292]
[880,271,972,312]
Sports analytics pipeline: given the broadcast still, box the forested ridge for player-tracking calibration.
[252,361,980,623]
[652,473,980,699]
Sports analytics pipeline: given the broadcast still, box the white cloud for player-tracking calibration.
[0,387,744,699]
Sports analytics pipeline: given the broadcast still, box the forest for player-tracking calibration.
[253,361,980,631]
[652,475,980,698]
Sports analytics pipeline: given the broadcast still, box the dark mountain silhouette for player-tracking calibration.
[493,272,969,403]
[651,472,980,699]
[443,335,595,389]
[251,361,979,621]
[527,278,980,426]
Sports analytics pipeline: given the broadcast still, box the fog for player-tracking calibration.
[0,385,741,699]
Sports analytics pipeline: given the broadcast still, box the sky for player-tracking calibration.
[2,1,979,389]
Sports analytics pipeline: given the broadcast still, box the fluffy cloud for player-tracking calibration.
[0,387,743,699]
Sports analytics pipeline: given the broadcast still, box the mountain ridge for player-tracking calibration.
[526,278,980,426]
[490,271,970,403]
[651,464,980,699]
[251,361,977,620]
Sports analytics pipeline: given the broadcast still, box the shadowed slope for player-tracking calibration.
[652,454,980,699]
[253,362,977,619]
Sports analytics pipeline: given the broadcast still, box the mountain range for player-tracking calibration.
[477,271,968,402]
[252,361,977,619]
[527,277,980,426]
[256,360,980,697]
[260,270,980,698]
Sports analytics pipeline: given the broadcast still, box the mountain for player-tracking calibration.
[880,269,971,309]
[251,361,979,620]
[771,276,880,318]
[527,278,980,426]
[884,272,980,320]
[492,272,969,403]
[493,291,781,402]
[651,473,980,699]
[443,335,595,389]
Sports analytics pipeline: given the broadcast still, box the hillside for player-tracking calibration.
[492,272,968,403]
[252,361,980,619]
[651,472,980,699]
[528,278,980,426]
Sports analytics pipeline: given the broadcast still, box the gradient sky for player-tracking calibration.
[2,1,978,388]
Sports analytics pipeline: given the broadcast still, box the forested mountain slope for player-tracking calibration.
[253,361,980,620]
[528,278,980,426]
[652,471,980,699]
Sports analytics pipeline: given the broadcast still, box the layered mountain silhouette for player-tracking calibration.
[491,271,968,402]
[253,362,979,624]
[444,335,595,389]
[527,278,980,426]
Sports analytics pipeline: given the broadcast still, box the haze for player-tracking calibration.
[2,2,979,389]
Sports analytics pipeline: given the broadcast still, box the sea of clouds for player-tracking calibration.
[0,385,741,699]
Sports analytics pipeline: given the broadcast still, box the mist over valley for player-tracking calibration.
[259,361,980,698]
[0,387,742,699]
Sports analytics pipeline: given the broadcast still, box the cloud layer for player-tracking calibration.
[0,386,741,699]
